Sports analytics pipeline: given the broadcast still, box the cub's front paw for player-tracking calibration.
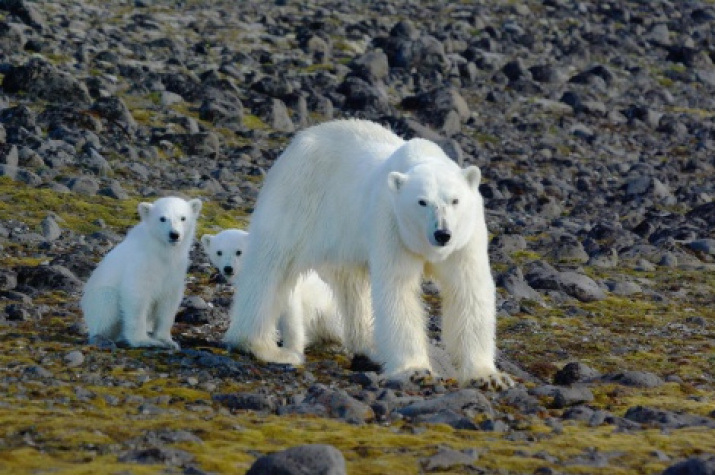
[156,338,180,351]
[124,336,165,349]
[467,371,515,391]
[253,344,305,366]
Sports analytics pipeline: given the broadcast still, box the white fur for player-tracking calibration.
[81,196,202,349]
[225,119,513,388]
[201,229,343,360]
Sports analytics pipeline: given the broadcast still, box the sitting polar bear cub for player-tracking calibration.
[225,118,514,389]
[201,229,343,360]
[82,196,202,349]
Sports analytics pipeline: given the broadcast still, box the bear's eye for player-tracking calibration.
[418,200,427,207]
[452,199,459,205]
[236,250,242,256]
[181,216,186,222]
[216,251,222,256]
[160,217,166,222]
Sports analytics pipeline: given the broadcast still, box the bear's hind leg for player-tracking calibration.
[326,267,374,359]
[226,265,303,366]
[82,288,122,342]
[278,285,307,356]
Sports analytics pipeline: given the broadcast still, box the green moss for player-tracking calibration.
[242,114,269,130]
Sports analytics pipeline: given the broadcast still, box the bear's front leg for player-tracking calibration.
[120,297,164,348]
[151,289,182,351]
[371,255,433,381]
[433,244,514,390]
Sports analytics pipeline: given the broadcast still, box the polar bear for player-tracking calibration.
[81,196,202,349]
[201,229,343,358]
[225,119,513,389]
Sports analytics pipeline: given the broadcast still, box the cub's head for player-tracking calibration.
[388,159,482,262]
[200,229,249,281]
[139,197,202,246]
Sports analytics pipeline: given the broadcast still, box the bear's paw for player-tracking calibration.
[467,371,515,391]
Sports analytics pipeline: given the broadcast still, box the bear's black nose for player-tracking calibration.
[223,266,233,275]
[169,231,180,241]
[434,229,451,246]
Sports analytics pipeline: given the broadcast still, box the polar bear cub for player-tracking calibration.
[82,196,202,349]
[224,119,514,389]
[201,229,343,360]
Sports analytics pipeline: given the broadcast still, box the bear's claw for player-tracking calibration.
[469,371,515,391]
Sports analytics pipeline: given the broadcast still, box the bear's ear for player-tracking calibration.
[387,172,408,193]
[463,166,481,190]
[200,234,213,251]
[138,202,153,221]
[189,198,203,215]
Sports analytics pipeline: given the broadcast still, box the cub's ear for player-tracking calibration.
[387,172,408,193]
[138,202,153,221]
[463,166,481,190]
[189,198,203,215]
[200,234,213,251]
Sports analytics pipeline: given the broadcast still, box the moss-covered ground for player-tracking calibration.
[0,179,713,473]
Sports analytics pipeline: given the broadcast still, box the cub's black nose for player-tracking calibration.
[169,231,180,241]
[434,229,451,246]
[223,266,234,275]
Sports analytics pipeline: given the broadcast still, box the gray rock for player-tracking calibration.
[397,389,493,418]
[687,239,715,255]
[420,447,477,472]
[601,371,664,388]
[554,362,601,385]
[624,406,715,429]
[0,21,26,51]
[551,386,594,409]
[0,143,18,167]
[496,266,543,302]
[2,58,91,105]
[64,350,84,368]
[662,455,715,475]
[414,410,478,430]
[246,444,346,475]
[304,384,374,424]
[68,176,100,196]
[212,393,277,413]
[605,280,642,296]
[40,215,61,241]
[16,264,82,292]
[118,447,194,467]
[556,271,606,302]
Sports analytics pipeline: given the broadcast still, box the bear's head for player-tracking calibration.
[200,229,249,281]
[138,197,202,247]
[388,160,482,262]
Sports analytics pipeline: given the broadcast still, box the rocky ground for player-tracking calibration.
[0,0,714,473]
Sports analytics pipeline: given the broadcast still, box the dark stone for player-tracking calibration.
[662,455,715,475]
[16,264,82,292]
[398,389,493,418]
[212,393,277,413]
[246,444,346,475]
[554,362,601,385]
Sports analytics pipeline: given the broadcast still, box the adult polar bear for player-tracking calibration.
[225,119,513,389]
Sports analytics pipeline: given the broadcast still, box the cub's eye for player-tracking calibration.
[216,251,222,256]
[236,250,242,256]
[452,199,459,205]
[181,216,186,222]
[160,217,166,222]
[418,200,427,207]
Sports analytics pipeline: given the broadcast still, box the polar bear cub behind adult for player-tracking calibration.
[82,196,202,349]
[225,118,514,389]
[201,229,343,358]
